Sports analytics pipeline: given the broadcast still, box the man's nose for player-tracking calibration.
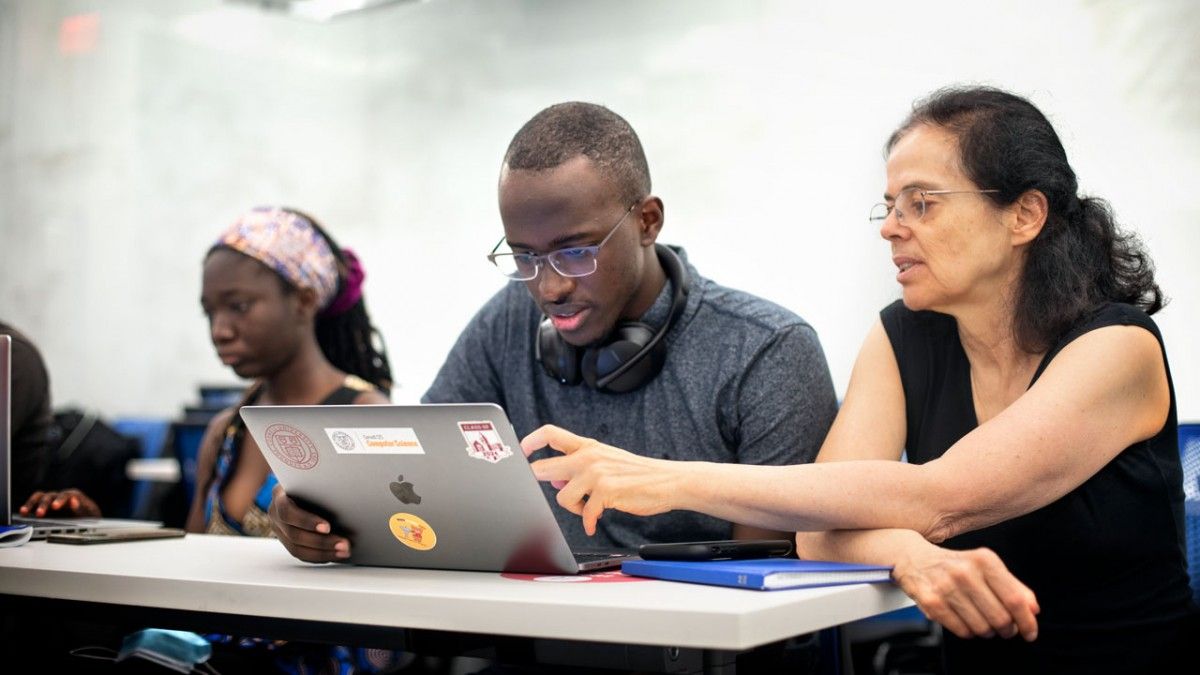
[534,263,576,304]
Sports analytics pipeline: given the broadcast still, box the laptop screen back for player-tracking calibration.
[0,335,162,538]
[2,335,11,525]
[241,402,591,574]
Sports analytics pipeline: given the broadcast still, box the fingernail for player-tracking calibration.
[316,522,330,534]
[334,540,348,552]
[1026,631,1037,642]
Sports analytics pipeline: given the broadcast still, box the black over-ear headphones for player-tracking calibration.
[535,243,690,394]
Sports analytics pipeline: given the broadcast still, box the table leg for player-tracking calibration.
[702,648,738,674]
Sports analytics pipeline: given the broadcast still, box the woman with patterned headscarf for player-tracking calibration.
[193,207,404,673]
[23,207,404,672]
[188,206,392,536]
[20,206,394,527]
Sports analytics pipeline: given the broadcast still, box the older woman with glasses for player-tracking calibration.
[523,86,1197,674]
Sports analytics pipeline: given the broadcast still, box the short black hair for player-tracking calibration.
[503,102,651,205]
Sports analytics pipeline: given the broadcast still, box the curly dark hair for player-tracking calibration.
[503,102,651,205]
[886,86,1165,353]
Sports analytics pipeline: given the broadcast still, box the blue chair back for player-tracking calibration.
[171,420,211,511]
[112,417,171,519]
[1180,422,1200,603]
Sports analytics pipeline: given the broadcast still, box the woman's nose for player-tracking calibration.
[879,209,907,241]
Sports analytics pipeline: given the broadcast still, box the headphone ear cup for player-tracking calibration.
[536,317,581,385]
[537,245,689,392]
[581,322,660,392]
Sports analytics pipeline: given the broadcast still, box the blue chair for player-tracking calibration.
[112,417,171,519]
[198,384,244,410]
[1180,422,1200,604]
[171,418,211,511]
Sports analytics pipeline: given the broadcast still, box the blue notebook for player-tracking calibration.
[621,558,893,590]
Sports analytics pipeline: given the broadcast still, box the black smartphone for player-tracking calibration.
[46,528,187,545]
[638,538,794,561]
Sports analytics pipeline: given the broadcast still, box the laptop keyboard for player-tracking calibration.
[15,515,87,527]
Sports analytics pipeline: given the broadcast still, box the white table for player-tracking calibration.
[0,534,913,673]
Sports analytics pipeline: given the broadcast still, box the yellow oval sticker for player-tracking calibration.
[388,512,436,551]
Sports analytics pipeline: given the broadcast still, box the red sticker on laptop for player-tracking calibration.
[264,423,320,470]
[500,571,651,583]
[389,512,437,551]
[458,421,513,463]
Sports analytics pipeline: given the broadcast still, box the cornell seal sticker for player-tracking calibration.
[458,421,513,464]
[264,423,320,470]
[389,513,436,551]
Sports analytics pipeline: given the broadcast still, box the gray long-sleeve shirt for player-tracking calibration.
[424,247,837,549]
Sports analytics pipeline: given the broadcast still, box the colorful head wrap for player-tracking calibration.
[213,206,341,311]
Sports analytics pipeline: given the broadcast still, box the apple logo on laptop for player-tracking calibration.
[390,475,422,505]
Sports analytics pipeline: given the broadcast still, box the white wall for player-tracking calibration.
[2,0,1198,420]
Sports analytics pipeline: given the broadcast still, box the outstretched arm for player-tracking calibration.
[727,323,840,543]
[797,322,1040,643]
[525,323,1169,541]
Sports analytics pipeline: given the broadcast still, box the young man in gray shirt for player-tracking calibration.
[269,102,837,558]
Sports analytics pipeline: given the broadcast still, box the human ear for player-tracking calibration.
[293,286,320,320]
[1010,189,1048,246]
[637,196,664,246]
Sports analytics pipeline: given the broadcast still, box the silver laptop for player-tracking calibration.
[1,335,161,539]
[241,403,634,574]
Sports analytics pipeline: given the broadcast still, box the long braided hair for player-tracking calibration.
[291,207,396,391]
[285,208,393,392]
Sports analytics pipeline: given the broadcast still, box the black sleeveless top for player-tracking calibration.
[881,300,1197,674]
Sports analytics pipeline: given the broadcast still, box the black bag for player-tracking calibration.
[42,409,139,518]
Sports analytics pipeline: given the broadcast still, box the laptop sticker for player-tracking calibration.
[264,424,320,470]
[324,427,425,455]
[501,571,651,583]
[389,475,422,505]
[389,513,436,551]
[458,421,513,464]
